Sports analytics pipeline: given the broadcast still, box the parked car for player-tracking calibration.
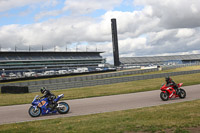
[43,70,55,75]
[24,72,36,77]
[9,73,17,77]
[58,70,68,75]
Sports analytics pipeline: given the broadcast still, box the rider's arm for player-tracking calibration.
[171,80,176,85]
[39,95,45,99]
[40,92,48,99]
[166,82,173,86]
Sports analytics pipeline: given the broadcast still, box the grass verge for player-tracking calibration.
[1,72,200,106]
[0,99,200,132]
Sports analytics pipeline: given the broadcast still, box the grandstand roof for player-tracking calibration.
[120,54,200,64]
[0,51,104,62]
[0,51,103,56]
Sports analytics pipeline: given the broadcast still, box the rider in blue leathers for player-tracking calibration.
[40,87,57,111]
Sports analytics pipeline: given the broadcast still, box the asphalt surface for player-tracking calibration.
[0,84,200,125]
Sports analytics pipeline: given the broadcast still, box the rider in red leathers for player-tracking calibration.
[165,77,179,94]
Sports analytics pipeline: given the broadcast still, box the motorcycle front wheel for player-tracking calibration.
[179,88,186,99]
[57,102,70,114]
[160,92,169,101]
[28,106,41,117]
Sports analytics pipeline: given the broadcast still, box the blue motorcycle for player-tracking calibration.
[28,94,70,117]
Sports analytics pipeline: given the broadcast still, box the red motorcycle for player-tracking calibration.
[160,83,186,101]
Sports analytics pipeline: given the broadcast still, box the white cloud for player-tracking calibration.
[41,0,59,8]
[34,10,63,21]
[0,0,44,12]
[147,30,175,44]
[63,0,123,14]
[0,17,103,50]
[35,0,123,23]
[134,0,200,29]
[101,9,160,39]
[175,28,195,38]
[119,37,147,54]
[191,4,199,14]
[1,0,200,64]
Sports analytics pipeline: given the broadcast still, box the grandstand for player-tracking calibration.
[0,51,105,71]
[120,54,200,66]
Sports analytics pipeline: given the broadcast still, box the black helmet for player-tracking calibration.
[165,77,171,82]
[40,87,46,94]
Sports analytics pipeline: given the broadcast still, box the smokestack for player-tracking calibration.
[111,18,120,66]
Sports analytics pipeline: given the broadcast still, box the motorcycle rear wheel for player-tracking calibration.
[28,106,41,117]
[57,102,70,114]
[160,92,169,101]
[179,88,186,99]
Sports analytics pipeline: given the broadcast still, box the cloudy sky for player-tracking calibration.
[0,0,200,63]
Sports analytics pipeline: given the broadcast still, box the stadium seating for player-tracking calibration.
[0,51,105,70]
[120,54,200,66]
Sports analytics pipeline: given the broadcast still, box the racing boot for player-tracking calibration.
[50,102,58,111]
[176,88,180,95]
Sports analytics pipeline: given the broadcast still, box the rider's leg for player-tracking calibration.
[174,85,179,94]
[50,97,57,111]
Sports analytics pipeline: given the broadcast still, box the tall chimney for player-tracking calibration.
[111,18,120,66]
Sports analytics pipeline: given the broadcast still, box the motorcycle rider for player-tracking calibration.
[165,77,179,94]
[40,87,57,111]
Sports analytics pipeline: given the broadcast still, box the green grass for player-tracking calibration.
[0,99,200,132]
[1,72,200,106]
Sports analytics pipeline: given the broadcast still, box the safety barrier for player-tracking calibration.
[1,86,29,93]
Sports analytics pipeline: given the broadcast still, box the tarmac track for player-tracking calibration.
[0,84,200,125]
